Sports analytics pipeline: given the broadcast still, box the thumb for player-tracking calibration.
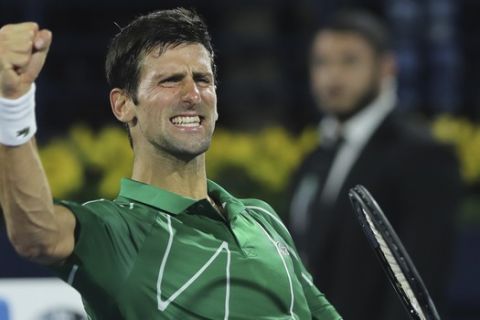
[33,29,52,51]
[22,29,52,83]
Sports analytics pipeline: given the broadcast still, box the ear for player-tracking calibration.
[110,88,136,123]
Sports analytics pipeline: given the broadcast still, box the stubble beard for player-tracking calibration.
[319,76,382,123]
[334,84,380,122]
[152,128,214,163]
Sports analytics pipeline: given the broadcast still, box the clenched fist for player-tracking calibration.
[0,22,52,99]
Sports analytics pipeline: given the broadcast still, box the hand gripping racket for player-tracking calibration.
[348,185,441,320]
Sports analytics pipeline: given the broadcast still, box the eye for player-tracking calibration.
[158,75,183,87]
[194,74,213,87]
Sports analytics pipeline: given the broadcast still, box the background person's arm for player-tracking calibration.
[0,22,75,265]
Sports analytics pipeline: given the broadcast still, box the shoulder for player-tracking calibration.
[241,198,294,242]
[379,113,456,157]
[289,145,323,186]
[299,146,323,167]
[386,113,439,145]
[56,198,155,234]
[57,198,121,221]
[242,198,279,221]
[378,114,460,179]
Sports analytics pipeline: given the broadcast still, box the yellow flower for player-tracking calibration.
[91,126,133,197]
[432,115,480,184]
[69,124,97,165]
[39,139,84,198]
[207,126,318,192]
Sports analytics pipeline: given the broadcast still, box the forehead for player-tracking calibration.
[312,30,375,55]
[140,43,213,76]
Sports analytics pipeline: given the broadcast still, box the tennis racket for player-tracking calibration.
[348,185,441,320]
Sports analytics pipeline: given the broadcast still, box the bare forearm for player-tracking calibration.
[0,139,60,256]
[0,139,74,265]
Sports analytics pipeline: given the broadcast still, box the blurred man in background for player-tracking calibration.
[288,9,462,320]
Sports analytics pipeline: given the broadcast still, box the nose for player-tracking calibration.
[182,78,201,105]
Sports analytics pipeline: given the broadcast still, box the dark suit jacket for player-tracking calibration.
[288,112,462,320]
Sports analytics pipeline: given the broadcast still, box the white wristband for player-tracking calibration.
[0,84,37,146]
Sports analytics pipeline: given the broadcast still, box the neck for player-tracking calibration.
[131,145,208,200]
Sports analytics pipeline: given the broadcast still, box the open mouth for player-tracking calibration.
[170,115,203,128]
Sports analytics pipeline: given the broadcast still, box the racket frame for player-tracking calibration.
[348,185,441,320]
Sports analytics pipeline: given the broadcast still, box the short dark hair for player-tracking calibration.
[316,9,391,55]
[105,8,215,104]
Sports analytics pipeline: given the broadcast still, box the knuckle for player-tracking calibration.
[0,22,38,35]
[0,24,12,32]
[1,23,21,33]
[29,22,39,31]
[17,55,29,65]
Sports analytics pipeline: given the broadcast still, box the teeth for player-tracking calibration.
[171,116,201,126]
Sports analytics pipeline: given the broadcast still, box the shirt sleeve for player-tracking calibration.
[294,257,342,320]
[246,199,342,319]
[50,199,131,317]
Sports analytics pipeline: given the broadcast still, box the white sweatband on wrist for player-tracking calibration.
[0,84,37,146]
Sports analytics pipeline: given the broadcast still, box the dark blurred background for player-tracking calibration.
[1,0,479,319]
[1,0,479,136]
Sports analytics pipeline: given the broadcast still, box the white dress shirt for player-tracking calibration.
[319,79,397,204]
[290,79,397,237]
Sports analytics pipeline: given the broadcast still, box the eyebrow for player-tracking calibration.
[151,71,213,82]
[192,71,213,80]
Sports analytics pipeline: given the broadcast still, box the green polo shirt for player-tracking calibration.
[54,178,341,319]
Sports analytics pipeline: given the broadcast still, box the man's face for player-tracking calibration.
[310,31,384,117]
[131,43,217,160]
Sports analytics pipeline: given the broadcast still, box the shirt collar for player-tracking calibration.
[319,78,397,146]
[117,178,245,219]
[207,180,246,217]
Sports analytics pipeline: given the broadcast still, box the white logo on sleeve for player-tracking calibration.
[276,241,290,256]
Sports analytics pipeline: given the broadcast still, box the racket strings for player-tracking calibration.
[362,208,426,320]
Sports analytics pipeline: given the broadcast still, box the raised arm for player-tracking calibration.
[0,22,75,265]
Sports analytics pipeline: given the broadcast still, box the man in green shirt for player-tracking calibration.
[0,8,341,319]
